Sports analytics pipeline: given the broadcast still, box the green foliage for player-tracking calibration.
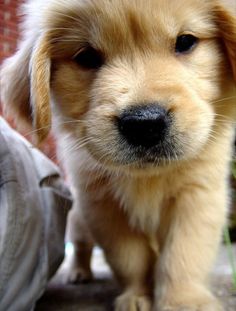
[232,160,236,180]
[224,227,236,290]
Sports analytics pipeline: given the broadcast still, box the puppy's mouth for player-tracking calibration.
[118,141,183,166]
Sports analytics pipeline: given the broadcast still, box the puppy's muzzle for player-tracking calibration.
[117,104,171,149]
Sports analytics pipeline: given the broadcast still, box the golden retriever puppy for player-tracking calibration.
[1,0,236,310]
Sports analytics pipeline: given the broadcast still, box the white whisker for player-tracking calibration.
[212,95,236,104]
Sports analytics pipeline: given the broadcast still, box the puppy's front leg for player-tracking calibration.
[84,196,155,311]
[154,187,226,311]
[110,231,154,311]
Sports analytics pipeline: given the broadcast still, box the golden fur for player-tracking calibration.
[1,0,236,310]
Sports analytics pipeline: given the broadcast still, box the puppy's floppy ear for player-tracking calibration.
[214,2,236,81]
[30,35,51,142]
[0,34,51,142]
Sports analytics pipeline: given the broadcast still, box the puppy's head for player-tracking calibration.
[1,0,236,169]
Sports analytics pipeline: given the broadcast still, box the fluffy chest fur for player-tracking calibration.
[112,174,173,233]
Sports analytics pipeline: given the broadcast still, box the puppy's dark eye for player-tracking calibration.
[175,34,198,53]
[74,46,104,70]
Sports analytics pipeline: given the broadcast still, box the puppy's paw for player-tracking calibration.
[65,266,93,284]
[156,300,222,311]
[115,292,151,311]
[154,283,222,311]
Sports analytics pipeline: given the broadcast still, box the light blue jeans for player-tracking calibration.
[0,118,72,311]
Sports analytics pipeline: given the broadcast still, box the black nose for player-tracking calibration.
[117,104,170,148]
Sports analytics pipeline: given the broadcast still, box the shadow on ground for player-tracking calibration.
[36,245,236,311]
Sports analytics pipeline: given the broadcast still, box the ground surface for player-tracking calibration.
[35,244,236,311]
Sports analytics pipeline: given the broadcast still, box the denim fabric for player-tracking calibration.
[0,118,72,311]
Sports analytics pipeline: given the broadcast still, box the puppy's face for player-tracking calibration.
[1,0,236,170]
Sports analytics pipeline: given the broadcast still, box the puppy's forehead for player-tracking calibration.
[46,0,216,55]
